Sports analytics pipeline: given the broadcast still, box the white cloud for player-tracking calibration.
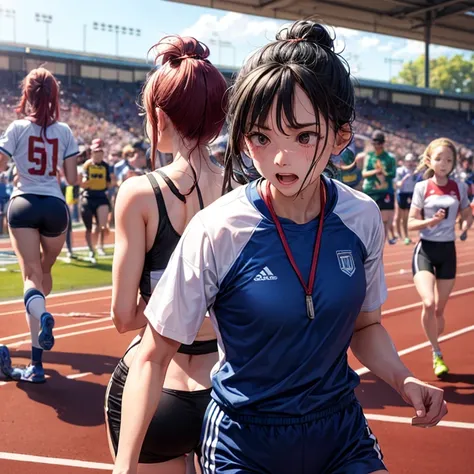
[393,39,424,58]
[392,40,457,59]
[334,27,360,39]
[181,12,281,44]
[431,45,452,57]
[359,36,380,49]
[377,42,395,53]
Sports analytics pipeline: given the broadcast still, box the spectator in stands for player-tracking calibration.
[132,140,149,169]
[113,144,134,185]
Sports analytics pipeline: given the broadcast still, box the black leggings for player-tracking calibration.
[105,358,212,464]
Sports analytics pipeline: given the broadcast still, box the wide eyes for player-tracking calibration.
[246,131,318,147]
[297,132,318,146]
[248,133,269,147]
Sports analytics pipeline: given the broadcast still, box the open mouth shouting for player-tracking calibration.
[276,173,299,186]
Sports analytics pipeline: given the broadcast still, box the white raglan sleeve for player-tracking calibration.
[360,207,388,313]
[144,214,219,345]
[0,122,18,158]
[411,181,426,210]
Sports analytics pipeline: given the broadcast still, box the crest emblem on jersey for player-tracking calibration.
[336,250,355,277]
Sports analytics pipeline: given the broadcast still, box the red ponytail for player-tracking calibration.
[16,67,60,139]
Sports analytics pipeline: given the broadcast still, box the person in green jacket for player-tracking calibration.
[362,130,397,244]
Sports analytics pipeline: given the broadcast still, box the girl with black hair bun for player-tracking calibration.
[113,20,447,474]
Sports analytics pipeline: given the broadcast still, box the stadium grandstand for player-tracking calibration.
[0,39,473,159]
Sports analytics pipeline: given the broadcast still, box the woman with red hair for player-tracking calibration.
[106,35,228,473]
[0,67,79,383]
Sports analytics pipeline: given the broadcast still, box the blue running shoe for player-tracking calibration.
[38,312,55,351]
[0,345,21,380]
[18,364,46,383]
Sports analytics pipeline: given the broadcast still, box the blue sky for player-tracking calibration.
[0,0,472,82]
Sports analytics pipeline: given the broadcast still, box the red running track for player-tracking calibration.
[0,236,474,473]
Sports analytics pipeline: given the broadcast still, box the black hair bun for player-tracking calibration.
[277,20,334,50]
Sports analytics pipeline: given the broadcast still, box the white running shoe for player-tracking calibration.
[88,251,97,265]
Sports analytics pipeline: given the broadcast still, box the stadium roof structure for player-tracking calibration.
[167,0,474,85]
[0,42,151,70]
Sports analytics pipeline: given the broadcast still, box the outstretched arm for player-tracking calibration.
[351,309,447,427]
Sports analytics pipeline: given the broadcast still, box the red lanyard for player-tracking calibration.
[261,179,326,320]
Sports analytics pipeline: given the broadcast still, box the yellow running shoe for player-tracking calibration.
[433,355,449,378]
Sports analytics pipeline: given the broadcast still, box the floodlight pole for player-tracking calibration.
[93,22,141,57]
[384,57,404,82]
[210,32,236,66]
[35,13,53,48]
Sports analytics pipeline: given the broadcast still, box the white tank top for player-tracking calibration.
[0,119,79,201]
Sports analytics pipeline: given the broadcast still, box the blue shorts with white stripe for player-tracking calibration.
[199,394,386,474]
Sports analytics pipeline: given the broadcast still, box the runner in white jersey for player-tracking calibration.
[0,68,78,383]
[408,138,473,378]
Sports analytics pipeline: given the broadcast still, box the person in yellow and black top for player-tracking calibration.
[80,138,111,264]
[362,130,397,244]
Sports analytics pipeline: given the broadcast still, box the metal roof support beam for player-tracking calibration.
[382,0,424,7]
[260,0,294,9]
[433,2,474,20]
[424,11,432,88]
[403,0,465,17]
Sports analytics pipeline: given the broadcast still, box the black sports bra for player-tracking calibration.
[139,170,217,356]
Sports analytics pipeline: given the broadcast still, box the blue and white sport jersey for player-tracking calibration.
[145,176,387,417]
[0,120,78,201]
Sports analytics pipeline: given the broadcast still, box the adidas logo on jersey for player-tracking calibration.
[254,266,278,281]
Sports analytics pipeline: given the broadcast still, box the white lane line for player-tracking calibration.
[385,260,474,277]
[0,325,115,387]
[383,249,474,268]
[0,295,111,317]
[356,324,474,376]
[383,243,474,259]
[388,270,474,292]
[7,324,115,349]
[0,285,112,307]
[0,451,112,470]
[0,375,51,386]
[365,413,474,430]
[54,312,109,318]
[66,372,93,380]
[382,286,474,315]
[0,317,110,343]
